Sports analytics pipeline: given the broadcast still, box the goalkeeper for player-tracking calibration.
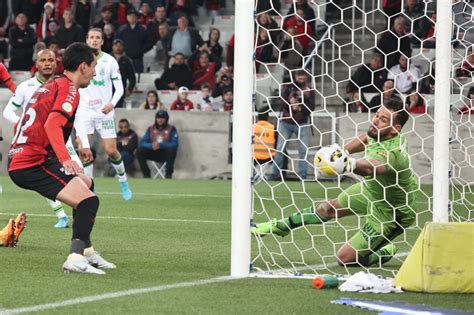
[252,99,418,267]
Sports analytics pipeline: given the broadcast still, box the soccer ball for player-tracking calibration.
[314,145,347,178]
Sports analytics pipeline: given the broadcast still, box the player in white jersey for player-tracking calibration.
[2,49,80,228]
[75,28,132,200]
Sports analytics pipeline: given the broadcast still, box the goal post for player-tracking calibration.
[230,0,254,278]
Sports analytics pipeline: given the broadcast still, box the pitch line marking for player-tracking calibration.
[0,276,235,315]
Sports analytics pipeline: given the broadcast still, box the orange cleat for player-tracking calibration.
[0,219,16,247]
[13,212,27,246]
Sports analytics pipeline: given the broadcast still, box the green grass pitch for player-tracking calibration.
[0,177,472,314]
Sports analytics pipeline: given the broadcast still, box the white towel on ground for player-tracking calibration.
[339,271,403,293]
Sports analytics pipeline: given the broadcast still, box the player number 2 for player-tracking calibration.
[13,107,36,144]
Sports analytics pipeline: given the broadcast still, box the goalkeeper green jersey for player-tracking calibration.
[363,134,418,207]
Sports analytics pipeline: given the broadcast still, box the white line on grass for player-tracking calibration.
[0,213,229,224]
[0,276,235,315]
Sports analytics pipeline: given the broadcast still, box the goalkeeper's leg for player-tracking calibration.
[252,199,353,236]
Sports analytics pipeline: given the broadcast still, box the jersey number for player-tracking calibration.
[12,107,36,144]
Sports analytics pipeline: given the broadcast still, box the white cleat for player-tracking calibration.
[63,253,106,275]
[85,251,116,269]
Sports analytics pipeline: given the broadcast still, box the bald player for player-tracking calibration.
[3,49,81,229]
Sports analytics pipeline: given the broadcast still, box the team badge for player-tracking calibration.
[62,102,73,112]
[376,151,388,157]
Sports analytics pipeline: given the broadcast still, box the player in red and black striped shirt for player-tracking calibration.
[0,63,17,93]
[8,43,115,275]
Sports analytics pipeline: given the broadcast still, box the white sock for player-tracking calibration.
[84,163,94,177]
[46,199,67,219]
[111,157,127,182]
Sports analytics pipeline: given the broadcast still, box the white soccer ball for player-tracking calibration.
[314,145,347,178]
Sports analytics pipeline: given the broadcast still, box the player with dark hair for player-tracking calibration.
[253,99,418,267]
[8,43,115,274]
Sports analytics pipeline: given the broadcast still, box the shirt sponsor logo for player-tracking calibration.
[62,102,73,112]
[376,151,388,158]
[8,147,23,157]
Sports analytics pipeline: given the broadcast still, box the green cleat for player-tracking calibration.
[379,243,398,265]
[251,219,289,237]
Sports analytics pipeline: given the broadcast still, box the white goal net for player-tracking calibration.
[249,0,474,277]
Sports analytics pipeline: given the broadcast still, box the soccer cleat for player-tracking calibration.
[119,181,132,201]
[85,251,116,269]
[251,218,289,237]
[379,243,398,265]
[0,219,15,247]
[54,216,69,228]
[63,253,106,275]
[13,212,27,246]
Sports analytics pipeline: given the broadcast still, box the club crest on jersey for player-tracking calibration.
[376,151,388,158]
[62,102,73,112]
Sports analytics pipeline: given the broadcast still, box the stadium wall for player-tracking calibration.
[1,110,472,183]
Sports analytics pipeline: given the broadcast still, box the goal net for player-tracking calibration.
[249,0,474,277]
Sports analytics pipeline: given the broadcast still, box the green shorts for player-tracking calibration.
[337,182,416,256]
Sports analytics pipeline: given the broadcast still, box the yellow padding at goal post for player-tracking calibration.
[394,222,474,293]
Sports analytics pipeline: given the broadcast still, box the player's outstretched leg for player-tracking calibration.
[337,241,399,267]
[252,202,341,237]
[0,219,15,247]
[46,199,69,228]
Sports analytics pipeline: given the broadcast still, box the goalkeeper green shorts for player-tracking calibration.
[337,182,416,257]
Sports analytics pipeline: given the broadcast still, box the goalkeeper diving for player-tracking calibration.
[252,99,418,267]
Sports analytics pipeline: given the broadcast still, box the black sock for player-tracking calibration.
[71,196,99,249]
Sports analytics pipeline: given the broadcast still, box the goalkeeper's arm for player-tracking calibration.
[352,158,386,177]
[344,133,368,154]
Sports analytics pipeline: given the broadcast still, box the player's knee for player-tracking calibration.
[336,245,357,266]
[317,200,337,218]
[105,146,118,157]
[78,174,92,188]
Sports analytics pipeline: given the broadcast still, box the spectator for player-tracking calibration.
[419,60,435,94]
[226,34,234,68]
[252,108,276,167]
[110,0,134,26]
[113,119,138,173]
[0,27,8,60]
[147,5,170,42]
[116,9,154,73]
[456,46,474,78]
[138,110,179,178]
[346,89,370,113]
[387,53,420,94]
[200,27,223,63]
[190,51,217,90]
[213,66,233,97]
[406,90,426,114]
[8,13,36,71]
[375,16,412,69]
[75,0,92,31]
[458,86,474,114]
[153,22,170,69]
[415,12,436,49]
[165,15,203,58]
[283,8,314,54]
[170,86,194,110]
[255,28,276,71]
[139,2,154,27]
[403,0,424,33]
[44,19,59,46]
[139,90,166,110]
[166,0,196,26]
[382,0,402,29]
[217,88,233,112]
[270,70,315,180]
[56,8,86,49]
[112,39,136,107]
[0,0,9,28]
[368,80,401,110]
[257,12,280,43]
[12,0,45,25]
[102,24,115,54]
[53,0,72,22]
[277,27,303,75]
[347,53,387,95]
[36,2,55,41]
[256,0,281,16]
[285,0,316,35]
[93,6,119,30]
[154,52,193,90]
[197,83,214,111]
